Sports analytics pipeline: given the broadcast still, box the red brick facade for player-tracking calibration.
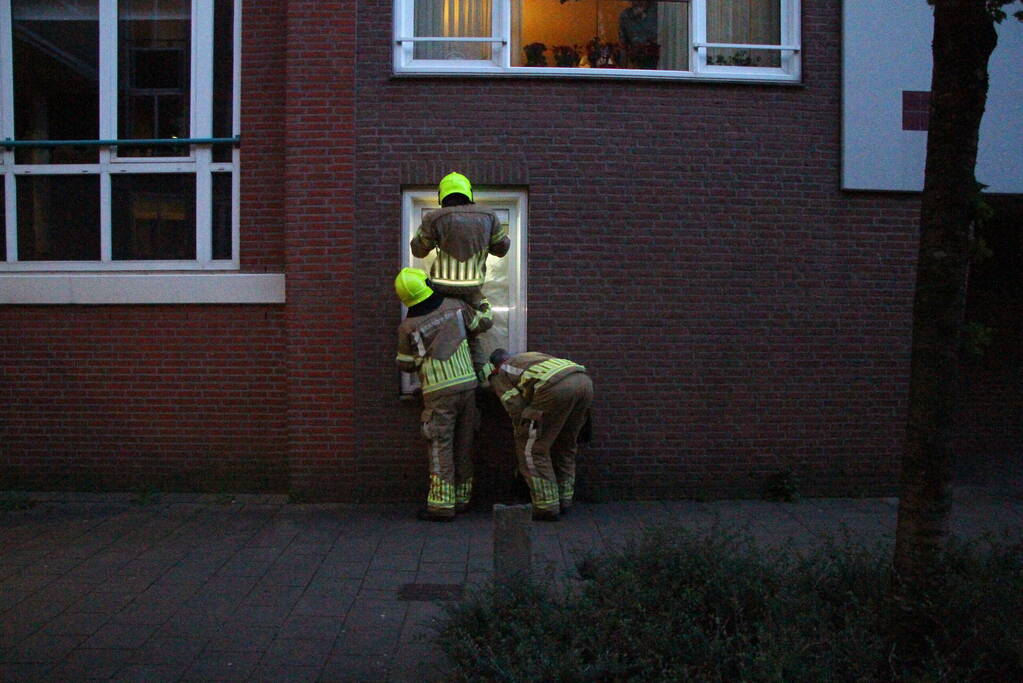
[8,1,1003,501]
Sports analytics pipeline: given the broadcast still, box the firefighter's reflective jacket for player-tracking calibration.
[486,352,587,422]
[411,205,510,288]
[396,298,492,396]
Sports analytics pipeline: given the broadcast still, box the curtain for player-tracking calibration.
[706,0,780,66]
[414,0,493,60]
[658,1,689,70]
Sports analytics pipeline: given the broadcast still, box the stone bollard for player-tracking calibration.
[493,503,532,583]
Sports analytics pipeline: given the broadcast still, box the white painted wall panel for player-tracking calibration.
[843,1,1023,193]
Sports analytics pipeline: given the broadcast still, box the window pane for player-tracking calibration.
[118,0,191,157]
[414,0,493,60]
[1,178,6,260]
[212,172,232,259]
[111,174,195,260]
[212,0,234,162]
[12,0,100,164]
[707,0,781,67]
[16,175,101,261]
[515,1,689,71]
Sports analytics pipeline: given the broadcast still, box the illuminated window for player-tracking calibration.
[394,0,800,81]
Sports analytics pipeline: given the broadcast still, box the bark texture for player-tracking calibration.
[892,0,998,621]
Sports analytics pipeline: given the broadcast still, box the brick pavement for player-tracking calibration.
[1,486,1020,682]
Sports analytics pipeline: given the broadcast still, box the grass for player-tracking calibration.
[437,528,1023,682]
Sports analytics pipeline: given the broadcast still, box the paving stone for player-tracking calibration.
[361,569,416,592]
[337,600,408,655]
[203,623,274,655]
[315,560,370,581]
[245,582,305,608]
[249,664,321,682]
[49,648,133,679]
[154,607,226,640]
[40,612,111,636]
[399,602,446,644]
[227,599,294,626]
[125,636,207,666]
[0,662,55,681]
[277,615,344,640]
[368,552,421,571]
[68,590,137,615]
[111,663,186,682]
[261,636,334,667]
[320,653,390,682]
[386,643,452,683]
[81,622,158,650]
[179,650,261,682]
[2,633,84,663]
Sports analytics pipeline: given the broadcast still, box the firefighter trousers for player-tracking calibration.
[430,283,491,371]
[513,373,593,514]
[421,388,477,516]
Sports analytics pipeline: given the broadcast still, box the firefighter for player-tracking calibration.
[484,348,593,521]
[410,172,510,374]
[395,267,492,521]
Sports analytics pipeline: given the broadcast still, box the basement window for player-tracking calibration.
[400,188,527,394]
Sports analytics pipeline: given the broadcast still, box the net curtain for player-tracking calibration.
[414,0,494,60]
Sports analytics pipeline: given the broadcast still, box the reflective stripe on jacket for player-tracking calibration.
[490,352,586,421]
[396,298,490,396]
[411,205,509,287]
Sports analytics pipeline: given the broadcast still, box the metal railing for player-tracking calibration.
[2,136,241,149]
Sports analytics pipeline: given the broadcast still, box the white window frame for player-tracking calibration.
[393,0,801,83]
[400,188,528,395]
[0,0,243,275]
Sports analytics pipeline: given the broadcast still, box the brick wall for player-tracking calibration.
[0,2,292,494]
[283,1,358,500]
[351,0,920,500]
[0,307,287,492]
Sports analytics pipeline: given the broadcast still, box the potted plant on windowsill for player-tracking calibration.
[523,42,548,66]
[551,44,581,68]
[586,37,621,68]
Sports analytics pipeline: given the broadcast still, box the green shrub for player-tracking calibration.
[437,528,1023,682]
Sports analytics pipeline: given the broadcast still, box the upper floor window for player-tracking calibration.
[1,0,240,272]
[394,0,800,82]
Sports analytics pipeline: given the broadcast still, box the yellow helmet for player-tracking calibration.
[438,172,473,204]
[394,267,433,307]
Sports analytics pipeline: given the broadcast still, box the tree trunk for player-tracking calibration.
[890,0,999,646]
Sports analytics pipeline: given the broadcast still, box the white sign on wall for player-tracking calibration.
[842,1,1023,193]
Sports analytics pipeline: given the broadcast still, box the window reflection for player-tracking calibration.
[112,174,195,260]
[212,0,235,162]
[16,176,101,261]
[12,0,100,164]
[212,173,232,260]
[118,0,191,156]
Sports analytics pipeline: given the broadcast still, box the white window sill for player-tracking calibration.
[392,66,801,84]
[0,273,286,305]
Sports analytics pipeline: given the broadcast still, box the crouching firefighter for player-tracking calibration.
[410,172,510,374]
[395,267,493,521]
[483,349,593,521]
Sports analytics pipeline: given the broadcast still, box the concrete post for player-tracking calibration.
[493,503,532,582]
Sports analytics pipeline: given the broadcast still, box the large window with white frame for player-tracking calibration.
[394,0,800,82]
[1,0,240,272]
[400,189,527,395]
